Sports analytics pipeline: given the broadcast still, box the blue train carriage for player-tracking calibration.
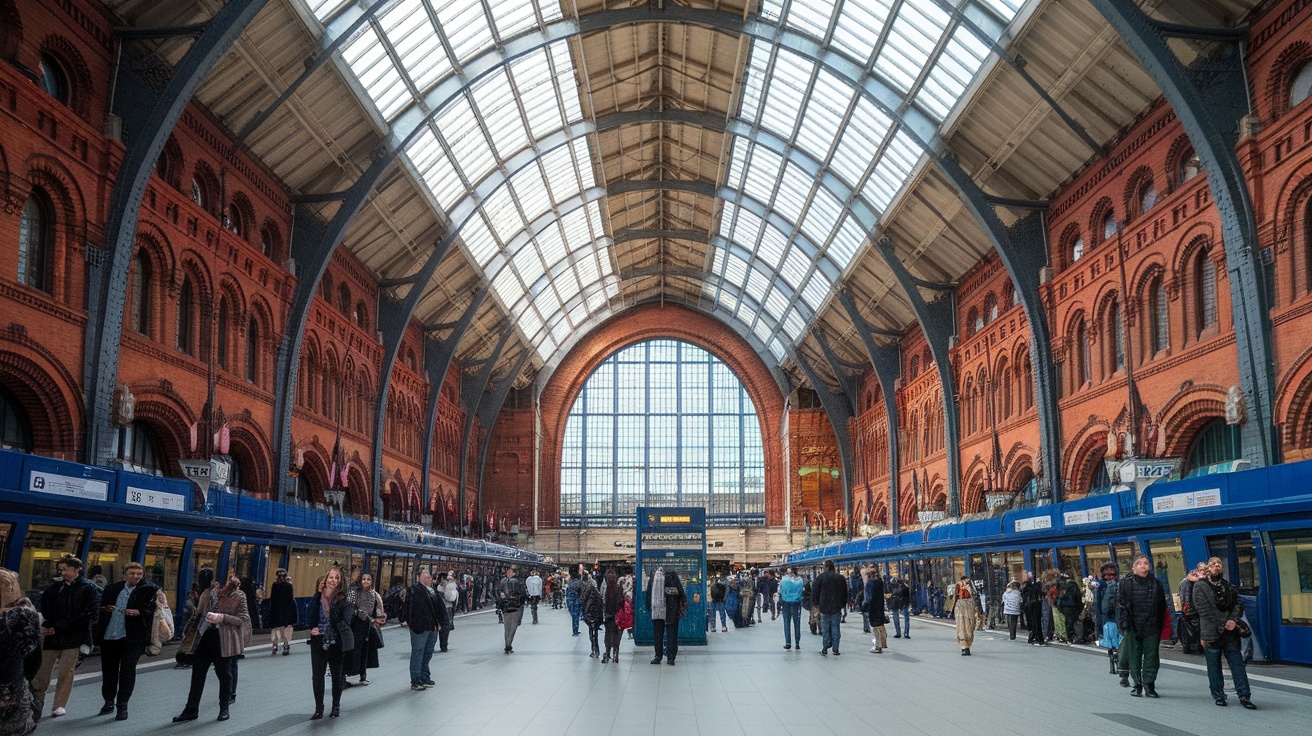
[784,458,1312,665]
[0,448,542,633]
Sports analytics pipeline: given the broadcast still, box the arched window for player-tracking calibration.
[302,346,318,409]
[560,339,766,527]
[964,377,976,435]
[1196,248,1218,335]
[155,138,182,190]
[322,358,336,420]
[130,249,152,335]
[1137,178,1157,216]
[1108,297,1125,374]
[909,355,920,380]
[39,53,70,105]
[1179,147,1201,185]
[355,301,370,331]
[216,298,230,370]
[321,273,334,303]
[1183,418,1242,475]
[260,224,277,259]
[225,203,244,238]
[1292,61,1312,109]
[1001,365,1013,418]
[246,317,259,384]
[1071,234,1085,264]
[984,293,998,323]
[338,283,351,315]
[0,384,34,452]
[1073,317,1089,390]
[1020,352,1034,411]
[1102,208,1118,241]
[17,190,53,292]
[1090,450,1110,493]
[966,308,980,335]
[177,276,196,356]
[113,421,165,476]
[1150,278,1169,355]
[190,178,206,210]
[405,348,416,372]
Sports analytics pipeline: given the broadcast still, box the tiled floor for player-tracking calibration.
[43,606,1308,735]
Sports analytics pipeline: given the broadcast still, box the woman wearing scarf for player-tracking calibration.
[346,572,385,685]
[646,568,688,665]
[173,570,250,723]
[579,574,604,659]
[306,568,355,720]
[601,569,624,663]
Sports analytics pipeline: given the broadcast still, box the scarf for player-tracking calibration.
[650,568,666,621]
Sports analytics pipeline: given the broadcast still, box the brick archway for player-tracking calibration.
[538,303,786,526]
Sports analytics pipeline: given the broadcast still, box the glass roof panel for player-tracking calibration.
[341,26,411,120]
[830,0,895,64]
[779,248,810,290]
[487,0,541,39]
[782,0,838,42]
[759,50,813,141]
[783,309,806,342]
[436,1,494,63]
[379,2,451,92]
[874,1,951,103]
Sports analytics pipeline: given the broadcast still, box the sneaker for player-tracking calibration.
[423,680,435,687]
[784,644,792,649]
[893,634,902,639]
[1215,699,1227,706]
[722,627,728,632]
[411,684,425,691]
[832,651,841,656]
[52,708,67,718]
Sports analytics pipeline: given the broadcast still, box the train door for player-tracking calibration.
[18,524,86,598]
[1112,541,1138,571]
[1057,546,1083,579]
[1146,537,1186,614]
[1083,543,1113,576]
[1268,531,1312,664]
[1031,548,1054,581]
[1205,534,1264,659]
[143,534,185,627]
[86,529,139,586]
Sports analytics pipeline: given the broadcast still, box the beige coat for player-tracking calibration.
[179,589,251,658]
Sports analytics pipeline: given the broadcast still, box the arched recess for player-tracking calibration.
[294,440,330,504]
[0,335,81,458]
[38,35,93,120]
[128,383,194,471]
[961,461,987,515]
[1157,384,1229,458]
[1006,454,1036,494]
[1063,420,1112,500]
[1278,346,1312,459]
[898,484,918,529]
[1275,168,1312,307]
[537,303,785,527]
[346,460,369,516]
[227,421,271,497]
[25,153,88,303]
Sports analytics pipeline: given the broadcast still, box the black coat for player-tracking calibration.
[93,579,159,645]
[39,576,100,650]
[644,572,688,621]
[267,580,298,628]
[400,583,448,632]
[306,593,355,651]
[864,578,886,623]
[1117,573,1167,636]
[813,571,849,616]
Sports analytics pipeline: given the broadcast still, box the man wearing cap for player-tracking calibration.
[31,555,101,719]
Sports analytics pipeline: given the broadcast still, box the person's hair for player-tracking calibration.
[1133,555,1151,566]
[1196,561,1211,571]
[196,567,215,591]
[417,568,432,579]
[823,560,835,571]
[787,567,797,575]
[59,555,83,570]
[437,572,448,582]
[1007,581,1019,589]
[1207,556,1223,566]
[276,568,287,577]
[124,561,144,572]
[604,569,622,609]
[0,568,21,608]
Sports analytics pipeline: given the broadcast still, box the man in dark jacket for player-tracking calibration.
[1176,563,1207,654]
[708,576,727,632]
[864,566,887,653]
[1194,557,1255,709]
[93,562,159,720]
[1020,571,1045,646]
[887,576,910,639]
[31,555,100,719]
[496,566,527,653]
[846,569,862,622]
[813,560,849,656]
[1117,555,1168,698]
[1056,573,1083,643]
[399,569,447,690]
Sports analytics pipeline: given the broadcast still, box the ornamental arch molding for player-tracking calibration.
[0,338,81,458]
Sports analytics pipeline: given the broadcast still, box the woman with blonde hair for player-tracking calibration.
[1,568,42,736]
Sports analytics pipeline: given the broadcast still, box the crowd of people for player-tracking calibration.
[0,551,1263,734]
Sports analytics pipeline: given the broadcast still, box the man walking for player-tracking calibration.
[400,569,447,690]
[32,555,99,720]
[497,566,527,653]
[647,568,687,665]
[813,560,848,656]
[887,576,910,639]
[525,569,543,624]
[949,575,981,655]
[1194,557,1256,709]
[94,562,158,720]
[864,566,888,654]
[1020,571,1045,646]
[708,575,728,633]
[778,567,803,649]
[1117,555,1168,698]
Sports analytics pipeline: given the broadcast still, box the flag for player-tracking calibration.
[340,459,350,488]
[328,434,340,489]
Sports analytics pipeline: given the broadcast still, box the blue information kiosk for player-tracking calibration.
[634,507,707,647]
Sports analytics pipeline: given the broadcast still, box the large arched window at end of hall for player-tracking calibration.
[0,384,34,452]
[1195,248,1218,336]
[113,421,165,476]
[18,190,54,293]
[38,53,70,105]
[560,339,765,528]
[1291,61,1312,110]
[130,249,151,336]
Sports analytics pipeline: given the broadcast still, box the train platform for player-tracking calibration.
[42,606,1310,736]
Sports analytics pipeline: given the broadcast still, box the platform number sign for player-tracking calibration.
[126,485,186,511]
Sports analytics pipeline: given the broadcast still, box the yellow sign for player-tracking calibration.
[659,515,691,523]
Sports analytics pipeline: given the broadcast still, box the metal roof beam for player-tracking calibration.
[1092,0,1277,469]
[457,324,513,536]
[84,0,269,468]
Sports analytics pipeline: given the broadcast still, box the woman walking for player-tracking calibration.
[307,568,355,719]
[1,568,42,736]
[173,570,250,723]
[1002,581,1022,640]
[267,569,296,656]
[601,569,624,663]
[347,573,385,685]
[579,574,604,659]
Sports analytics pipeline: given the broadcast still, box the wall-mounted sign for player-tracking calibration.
[1152,488,1221,514]
[1014,516,1052,533]
[29,470,109,502]
[1063,506,1113,527]
[125,486,187,511]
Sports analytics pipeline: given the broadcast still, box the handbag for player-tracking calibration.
[369,622,384,649]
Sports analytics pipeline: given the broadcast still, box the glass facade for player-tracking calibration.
[560,339,765,527]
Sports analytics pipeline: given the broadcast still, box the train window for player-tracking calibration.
[1112,542,1137,570]
[950,556,965,586]
[86,530,139,587]
[1207,536,1259,596]
[1000,550,1025,587]
[286,546,352,595]
[264,545,289,593]
[1272,533,1312,626]
[19,524,85,597]
[0,524,10,561]
[1031,549,1054,579]
[1147,538,1186,612]
[1083,544,1112,577]
[1057,547,1083,579]
[191,539,223,583]
[144,534,184,610]
[229,542,265,589]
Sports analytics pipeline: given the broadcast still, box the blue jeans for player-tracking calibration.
[710,601,727,629]
[891,607,910,636]
[1204,637,1251,701]
[781,601,801,646]
[820,612,841,653]
[569,608,581,635]
[409,629,438,685]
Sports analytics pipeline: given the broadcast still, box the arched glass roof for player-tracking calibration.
[304,0,1022,365]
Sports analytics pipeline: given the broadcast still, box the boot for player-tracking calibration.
[1108,648,1118,675]
[1119,672,1130,688]
[590,641,599,658]
[602,650,610,663]
[282,643,290,656]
